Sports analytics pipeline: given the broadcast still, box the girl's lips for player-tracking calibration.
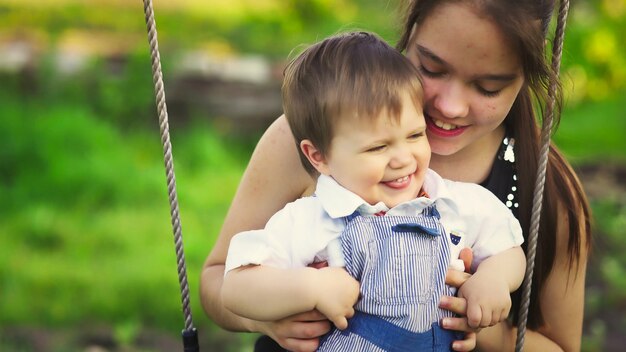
[382,174,412,189]
[426,116,467,137]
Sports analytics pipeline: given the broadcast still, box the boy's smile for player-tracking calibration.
[382,174,413,189]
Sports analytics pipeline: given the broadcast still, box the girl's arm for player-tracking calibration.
[478,202,588,352]
[199,116,318,331]
[442,202,589,351]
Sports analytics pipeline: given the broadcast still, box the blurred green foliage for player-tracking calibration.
[563,0,626,103]
[1,0,624,103]
[583,196,626,351]
[0,71,244,327]
[0,0,624,350]
[0,0,397,58]
[554,92,626,163]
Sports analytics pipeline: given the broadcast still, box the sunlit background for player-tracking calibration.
[1,0,625,350]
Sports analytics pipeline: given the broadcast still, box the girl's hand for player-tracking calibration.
[440,295,481,351]
[441,247,480,351]
[255,310,331,352]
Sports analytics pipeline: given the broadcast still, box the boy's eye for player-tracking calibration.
[366,145,386,153]
[408,132,424,140]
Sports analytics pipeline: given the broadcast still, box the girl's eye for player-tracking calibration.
[418,65,444,78]
[476,85,502,97]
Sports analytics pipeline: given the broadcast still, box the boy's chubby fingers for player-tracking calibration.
[332,316,348,330]
[466,305,482,329]
[346,307,355,319]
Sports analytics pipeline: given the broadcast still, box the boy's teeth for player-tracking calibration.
[434,119,457,130]
[394,176,409,183]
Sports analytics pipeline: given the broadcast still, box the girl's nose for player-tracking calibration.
[432,80,469,119]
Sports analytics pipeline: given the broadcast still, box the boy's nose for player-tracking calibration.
[389,145,414,169]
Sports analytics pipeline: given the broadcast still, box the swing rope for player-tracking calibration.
[142,0,199,350]
[515,0,570,350]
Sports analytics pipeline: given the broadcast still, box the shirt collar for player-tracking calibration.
[423,169,452,199]
[314,175,388,218]
[314,169,457,219]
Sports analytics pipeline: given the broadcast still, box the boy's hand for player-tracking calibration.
[311,267,359,330]
[457,270,511,329]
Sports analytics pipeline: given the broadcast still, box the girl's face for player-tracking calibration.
[313,92,431,209]
[405,2,525,158]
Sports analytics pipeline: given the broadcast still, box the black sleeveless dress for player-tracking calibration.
[479,136,519,219]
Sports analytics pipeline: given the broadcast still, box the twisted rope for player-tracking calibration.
[142,0,196,339]
[515,0,569,350]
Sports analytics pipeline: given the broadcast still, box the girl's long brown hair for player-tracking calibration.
[397,0,591,328]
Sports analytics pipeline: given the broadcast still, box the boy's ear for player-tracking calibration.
[300,140,330,175]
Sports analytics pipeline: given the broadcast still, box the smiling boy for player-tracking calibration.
[221,31,525,351]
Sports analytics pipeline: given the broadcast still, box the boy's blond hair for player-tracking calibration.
[282,31,424,174]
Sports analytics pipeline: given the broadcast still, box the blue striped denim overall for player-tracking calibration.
[317,205,463,351]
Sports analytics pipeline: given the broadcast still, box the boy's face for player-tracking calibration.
[318,92,430,208]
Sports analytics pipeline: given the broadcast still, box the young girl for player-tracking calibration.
[221,31,525,351]
[201,1,591,351]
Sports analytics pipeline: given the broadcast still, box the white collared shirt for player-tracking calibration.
[225,169,523,274]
